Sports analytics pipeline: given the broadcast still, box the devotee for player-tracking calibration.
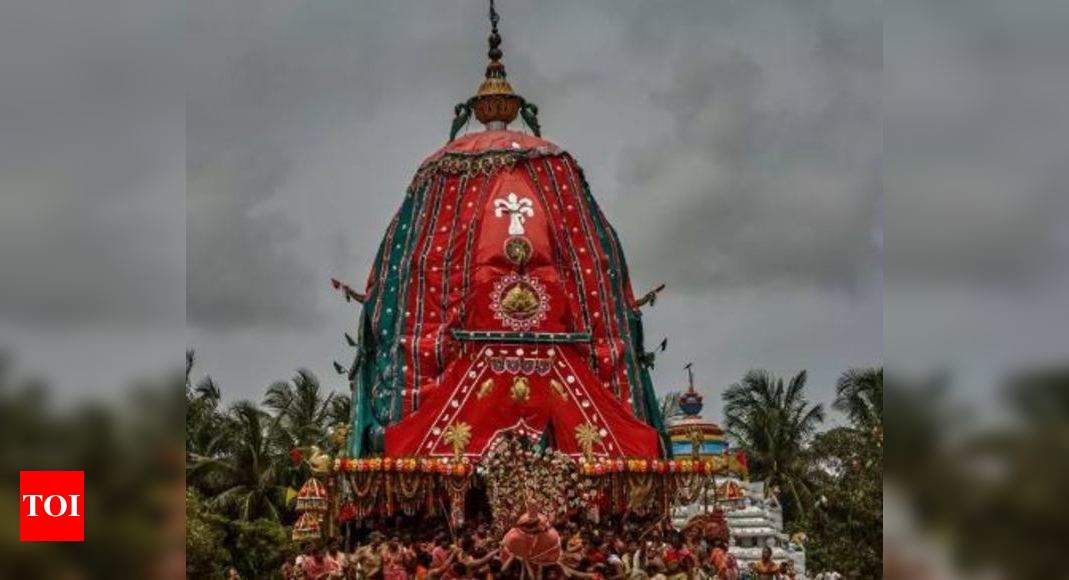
[352,531,385,577]
[663,532,697,577]
[748,546,782,580]
[561,531,586,570]
[412,551,433,579]
[294,543,343,579]
[780,560,808,580]
[707,538,739,580]
[381,536,409,579]
[282,514,822,580]
[325,540,347,577]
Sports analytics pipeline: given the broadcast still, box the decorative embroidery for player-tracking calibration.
[490,272,549,331]
[409,145,563,186]
[575,423,603,460]
[442,422,472,460]
[488,357,552,376]
[550,378,569,400]
[503,235,533,266]
[477,378,496,400]
[510,376,531,403]
[451,330,590,343]
[493,193,535,235]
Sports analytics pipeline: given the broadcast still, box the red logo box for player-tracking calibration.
[19,470,84,542]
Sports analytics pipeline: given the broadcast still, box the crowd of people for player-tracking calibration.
[265,516,815,580]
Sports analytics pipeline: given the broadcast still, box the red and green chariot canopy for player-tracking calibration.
[344,1,667,461]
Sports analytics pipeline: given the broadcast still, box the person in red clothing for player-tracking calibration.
[708,538,739,580]
[381,537,409,580]
[662,533,696,574]
[586,535,608,567]
[299,543,343,580]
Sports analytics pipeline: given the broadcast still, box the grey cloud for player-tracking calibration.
[885,0,1069,288]
[181,0,883,406]
[614,5,882,295]
[0,0,184,328]
[883,0,1069,415]
[183,1,494,331]
[186,147,322,331]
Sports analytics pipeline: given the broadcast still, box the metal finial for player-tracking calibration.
[448,0,542,139]
[684,362,695,391]
[485,0,505,79]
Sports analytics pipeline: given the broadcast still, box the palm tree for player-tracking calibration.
[659,391,684,423]
[834,367,883,432]
[187,376,227,458]
[188,401,287,521]
[327,394,352,428]
[723,369,825,524]
[185,350,226,459]
[263,369,335,449]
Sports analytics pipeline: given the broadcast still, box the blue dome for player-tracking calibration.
[679,390,704,416]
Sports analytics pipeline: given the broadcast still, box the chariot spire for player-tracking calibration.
[450,0,541,140]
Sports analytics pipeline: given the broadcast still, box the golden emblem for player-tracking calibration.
[477,378,496,400]
[491,272,549,331]
[500,283,539,317]
[549,379,568,400]
[575,423,602,461]
[442,422,472,461]
[510,376,531,403]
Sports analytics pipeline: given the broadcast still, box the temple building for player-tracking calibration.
[666,369,806,574]
[667,364,730,458]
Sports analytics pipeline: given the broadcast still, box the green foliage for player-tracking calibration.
[723,369,825,524]
[0,353,184,578]
[188,401,288,521]
[659,390,684,423]
[186,354,348,576]
[902,368,1069,579]
[804,367,883,577]
[328,395,352,428]
[186,489,296,579]
[723,367,883,577]
[263,369,336,449]
[186,489,231,579]
[804,426,883,578]
[231,518,297,579]
[834,367,883,433]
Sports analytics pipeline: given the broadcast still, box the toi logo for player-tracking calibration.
[19,471,84,542]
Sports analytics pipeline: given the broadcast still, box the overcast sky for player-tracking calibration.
[2,0,1066,422]
[183,0,883,423]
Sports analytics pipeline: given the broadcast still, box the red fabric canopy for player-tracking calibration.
[385,343,659,458]
[353,130,664,459]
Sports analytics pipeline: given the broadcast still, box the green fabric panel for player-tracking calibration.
[347,180,428,457]
[383,177,436,424]
[571,161,669,451]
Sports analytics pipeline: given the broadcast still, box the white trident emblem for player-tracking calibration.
[493,192,535,236]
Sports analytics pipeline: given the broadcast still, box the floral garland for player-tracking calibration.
[325,450,725,525]
[334,454,722,476]
[478,433,594,536]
